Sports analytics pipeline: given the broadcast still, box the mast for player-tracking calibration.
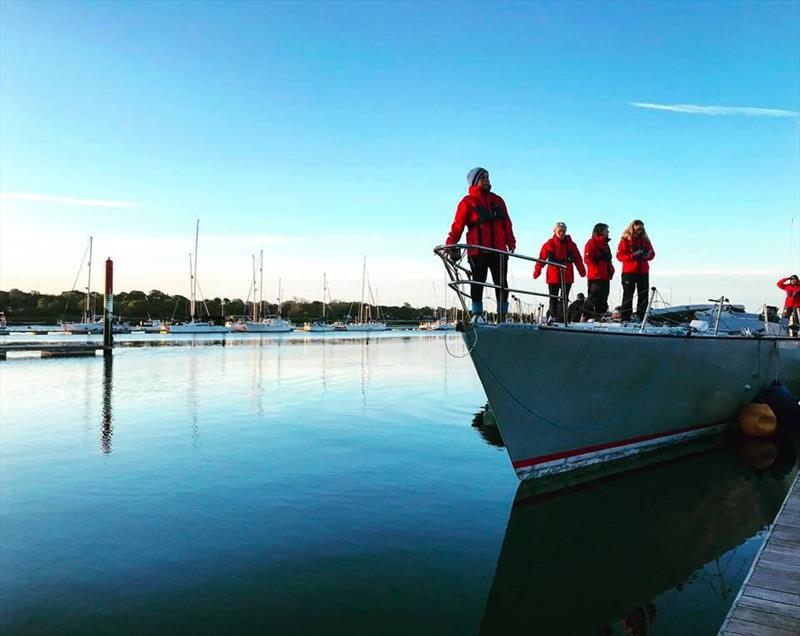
[278,277,283,318]
[188,253,194,319]
[323,273,327,321]
[252,254,257,322]
[259,249,264,321]
[360,255,366,324]
[85,236,93,321]
[191,219,199,320]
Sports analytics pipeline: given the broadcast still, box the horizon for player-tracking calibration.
[1,1,799,311]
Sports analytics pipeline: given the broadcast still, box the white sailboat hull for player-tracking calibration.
[239,320,294,333]
[63,322,103,334]
[304,323,336,332]
[345,322,388,332]
[169,322,230,333]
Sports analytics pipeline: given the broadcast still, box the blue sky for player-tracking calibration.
[1,0,798,309]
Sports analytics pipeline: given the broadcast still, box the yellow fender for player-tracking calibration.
[738,403,777,437]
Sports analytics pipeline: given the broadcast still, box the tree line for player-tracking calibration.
[0,288,448,324]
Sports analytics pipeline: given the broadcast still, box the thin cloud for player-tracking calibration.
[630,102,799,118]
[0,192,141,208]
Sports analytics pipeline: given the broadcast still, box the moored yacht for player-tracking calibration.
[304,273,336,332]
[344,256,387,331]
[436,244,800,481]
[167,220,230,334]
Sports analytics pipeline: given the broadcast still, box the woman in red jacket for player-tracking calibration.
[777,274,800,337]
[533,222,586,322]
[446,167,516,320]
[583,222,615,318]
[616,219,655,322]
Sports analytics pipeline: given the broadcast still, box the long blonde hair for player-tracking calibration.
[621,219,648,241]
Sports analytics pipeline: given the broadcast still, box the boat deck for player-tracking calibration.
[718,472,800,635]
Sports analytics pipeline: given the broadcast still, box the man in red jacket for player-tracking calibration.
[777,274,800,337]
[446,167,516,320]
[616,219,655,322]
[533,222,586,322]
[583,222,615,318]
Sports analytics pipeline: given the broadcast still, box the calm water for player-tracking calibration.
[1,333,797,635]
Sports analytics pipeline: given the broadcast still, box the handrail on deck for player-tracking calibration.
[433,243,571,327]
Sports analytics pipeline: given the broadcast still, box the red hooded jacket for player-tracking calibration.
[584,235,615,281]
[533,235,586,284]
[446,186,515,257]
[777,277,800,308]
[616,235,655,274]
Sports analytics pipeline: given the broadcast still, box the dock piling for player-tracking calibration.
[103,258,113,357]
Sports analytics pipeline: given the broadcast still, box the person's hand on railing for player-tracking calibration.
[447,247,461,262]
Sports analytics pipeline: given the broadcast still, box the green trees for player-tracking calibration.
[0,288,445,324]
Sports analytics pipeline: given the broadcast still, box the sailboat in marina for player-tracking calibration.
[304,273,336,332]
[169,220,230,334]
[419,282,457,331]
[343,256,387,332]
[62,237,131,334]
[232,251,294,333]
[62,237,102,334]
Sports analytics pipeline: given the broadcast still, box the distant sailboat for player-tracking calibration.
[62,237,130,334]
[344,256,387,332]
[304,273,336,332]
[169,220,230,334]
[63,237,102,334]
[234,252,294,333]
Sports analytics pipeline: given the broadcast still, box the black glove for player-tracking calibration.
[447,247,462,262]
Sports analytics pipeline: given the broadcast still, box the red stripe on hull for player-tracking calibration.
[511,420,726,469]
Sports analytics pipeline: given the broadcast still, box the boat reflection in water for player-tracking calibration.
[479,427,798,635]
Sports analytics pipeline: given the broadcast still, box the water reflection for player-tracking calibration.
[101,355,113,454]
[472,403,505,448]
[188,352,199,446]
[480,431,799,635]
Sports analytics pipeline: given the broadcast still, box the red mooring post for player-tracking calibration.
[103,258,113,356]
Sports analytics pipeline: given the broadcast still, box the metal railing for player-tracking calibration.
[433,244,570,327]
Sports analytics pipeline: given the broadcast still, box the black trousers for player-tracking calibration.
[469,253,509,311]
[621,273,649,321]
[547,282,572,322]
[587,279,610,317]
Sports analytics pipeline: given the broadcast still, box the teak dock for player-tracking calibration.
[719,472,800,635]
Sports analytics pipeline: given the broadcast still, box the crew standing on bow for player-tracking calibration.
[583,222,615,319]
[533,222,586,322]
[777,274,800,337]
[446,167,516,320]
[616,219,655,322]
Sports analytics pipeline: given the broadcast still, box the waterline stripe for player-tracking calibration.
[511,419,728,469]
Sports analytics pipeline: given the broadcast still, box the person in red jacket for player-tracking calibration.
[583,222,615,318]
[446,167,516,320]
[533,222,586,322]
[616,219,655,322]
[777,274,800,337]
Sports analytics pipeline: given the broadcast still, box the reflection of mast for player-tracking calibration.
[101,355,113,454]
[251,339,264,417]
[321,337,328,392]
[360,339,371,405]
[188,351,199,445]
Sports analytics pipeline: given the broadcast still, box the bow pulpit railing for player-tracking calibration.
[433,244,569,328]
